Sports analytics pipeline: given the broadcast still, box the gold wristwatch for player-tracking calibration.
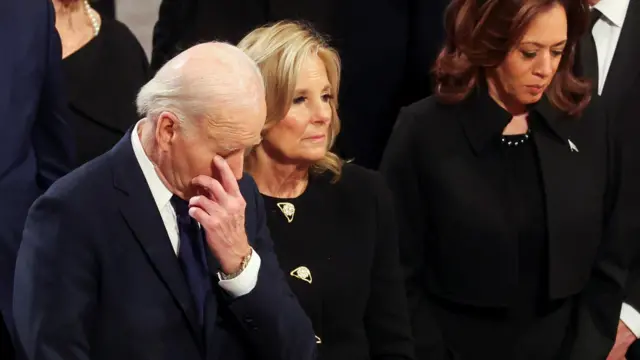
[220,247,253,280]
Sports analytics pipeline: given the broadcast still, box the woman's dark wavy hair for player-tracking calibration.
[433,0,592,116]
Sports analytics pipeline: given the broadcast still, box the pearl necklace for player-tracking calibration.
[84,0,100,37]
[501,130,531,147]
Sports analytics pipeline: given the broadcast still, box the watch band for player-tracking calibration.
[220,247,253,280]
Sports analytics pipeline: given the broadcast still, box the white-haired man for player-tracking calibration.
[13,42,317,360]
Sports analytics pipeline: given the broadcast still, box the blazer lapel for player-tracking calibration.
[531,100,605,296]
[109,133,203,347]
[601,0,640,120]
[532,122,582,291]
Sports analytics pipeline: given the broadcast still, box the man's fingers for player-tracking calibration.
[188,200,225,226]
[192,175,227,204]
[188,206,208,225]
[213,156,240,196]
[189,195,221,217]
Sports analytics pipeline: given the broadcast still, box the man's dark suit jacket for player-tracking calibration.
[13,133,317,360]
[577,1,640,358]
[0,0,73,355]
[150,0,448,169]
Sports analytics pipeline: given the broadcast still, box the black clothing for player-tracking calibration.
[261,164,414,359]
[381,86,623,359]
[62,18,149,166]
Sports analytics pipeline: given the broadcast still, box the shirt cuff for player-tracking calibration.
[217,250,261,298]
[620,302,640,338]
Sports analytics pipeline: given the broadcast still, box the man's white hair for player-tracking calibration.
[136,42,265,129]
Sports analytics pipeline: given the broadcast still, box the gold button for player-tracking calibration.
[290,266,312,284]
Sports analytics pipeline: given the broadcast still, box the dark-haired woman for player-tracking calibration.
[381,0,625,359]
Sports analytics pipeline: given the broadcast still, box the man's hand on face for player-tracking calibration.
[188,156,251,275]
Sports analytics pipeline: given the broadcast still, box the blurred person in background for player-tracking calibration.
[574,0,640,359]
[150,0,448,169]
[54,0,149,166]
[0,0,74,358]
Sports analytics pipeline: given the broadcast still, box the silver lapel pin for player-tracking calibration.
[568,139,579,153]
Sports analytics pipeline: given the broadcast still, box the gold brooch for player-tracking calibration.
[290,266,312,284]
[277,202,295,223]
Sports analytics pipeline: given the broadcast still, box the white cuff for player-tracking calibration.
[620,303,640,338]
[217,250,261,298]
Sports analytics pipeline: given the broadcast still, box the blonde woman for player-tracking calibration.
[238,21,414,360]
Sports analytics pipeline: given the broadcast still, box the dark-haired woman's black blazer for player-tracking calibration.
[380,86,628,360]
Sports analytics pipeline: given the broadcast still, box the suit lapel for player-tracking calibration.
[531,103,602,290]
[601,0,640,120]
[110,134,203,347]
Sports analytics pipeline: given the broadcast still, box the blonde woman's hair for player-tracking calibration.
[238,20,344,182]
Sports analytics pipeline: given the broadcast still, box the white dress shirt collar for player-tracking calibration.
[594,0,631,28]
[130,121,173,212]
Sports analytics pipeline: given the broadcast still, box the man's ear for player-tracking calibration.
[155,112,180,151]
